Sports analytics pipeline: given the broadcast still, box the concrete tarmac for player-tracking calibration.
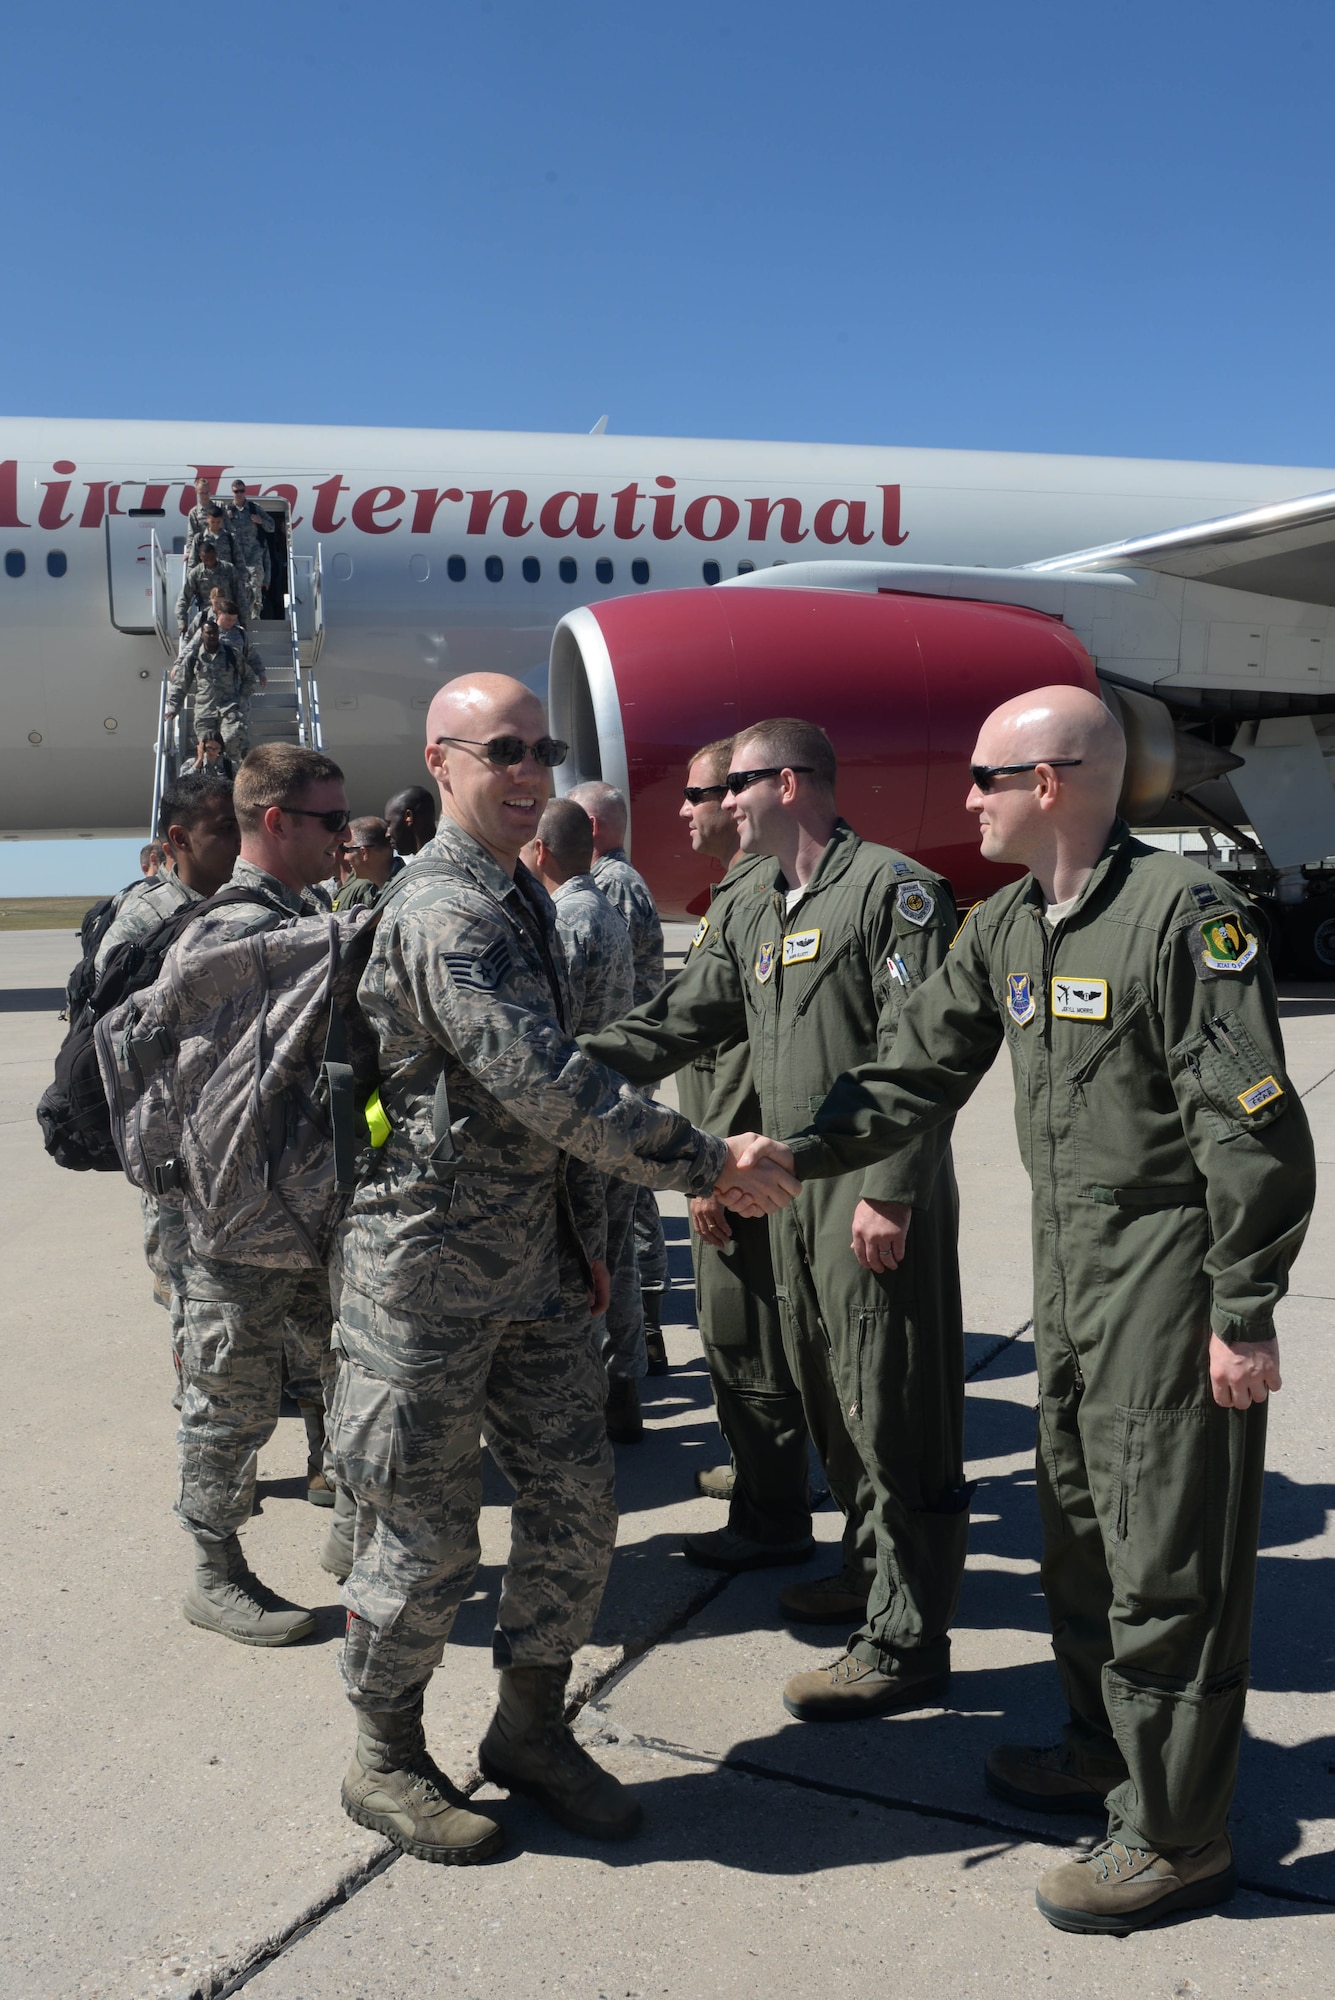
[3,927,1334,1999]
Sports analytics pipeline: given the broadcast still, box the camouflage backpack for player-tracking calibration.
[95,905,376,1269]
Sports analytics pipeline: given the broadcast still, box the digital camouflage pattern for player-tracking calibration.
[175,552,242,630]
[93,870,200,975]
[582,822,965,1672]
[592,848,664,1006]
[333,1286,616,1709]
[223,496,273,564]
[167,635,261,759]
[335,818,726,1328]
[788,822,1316,1849]
[185,502,238,566]
[550,873,641,1378]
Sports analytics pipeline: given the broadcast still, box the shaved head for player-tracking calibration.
[967,684,1126,900]
[566,780,627,855]
[424,673,555,872]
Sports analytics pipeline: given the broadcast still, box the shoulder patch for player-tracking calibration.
[754,940,776,984]
[895,881,935,927]
[439,937,511,992]
[691,916,710,950]
[1238,1075,1283,1115]
[1189,913,1260,981]
[1190,881,1222,910]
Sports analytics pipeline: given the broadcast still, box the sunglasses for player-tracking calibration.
[279,805,352,832]
[435,734,569,768]
[682,784,728,805]
[724,765,814,796]
[969,759,1083,793]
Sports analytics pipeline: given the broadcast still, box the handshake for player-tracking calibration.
[714,1133,800,1216]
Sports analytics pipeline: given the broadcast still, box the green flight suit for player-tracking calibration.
[788,824,1315,1848]
[584,823,968,1678]
[676,858,812,1548]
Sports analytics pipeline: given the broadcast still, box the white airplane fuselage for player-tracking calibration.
[2,414,1332,838]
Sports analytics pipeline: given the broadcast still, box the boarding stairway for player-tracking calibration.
[148,535,324,836]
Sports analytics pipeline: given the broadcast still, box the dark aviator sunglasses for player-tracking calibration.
[970,759,1083,794]
[435,734,569,769]
[279,805,352,832]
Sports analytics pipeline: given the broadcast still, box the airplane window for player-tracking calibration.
[485,555,504,582]
[4,551,24,578]
[631,559,650,585]
[447,555,467,582]
[47,551,67,578]
[702,561,721,585]
[522,557,541,583]
[559,557,578,584]
[172,536,186,555]
[736,560,755,574]
[595,558,614,585]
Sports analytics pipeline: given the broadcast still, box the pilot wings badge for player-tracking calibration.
[1006,973,1036,1026]
[754,941,776,984]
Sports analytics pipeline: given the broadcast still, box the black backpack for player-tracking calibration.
[64,887,135,1021]
[37,885,291,1173]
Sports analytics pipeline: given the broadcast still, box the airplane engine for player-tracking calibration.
[550,586,1101,917]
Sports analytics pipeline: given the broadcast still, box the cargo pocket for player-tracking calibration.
[1108,1404,1212,1615]
[180,1296,236,1383]
[327,1356,403,1506]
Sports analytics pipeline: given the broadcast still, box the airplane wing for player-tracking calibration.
[1024,486,1335,606]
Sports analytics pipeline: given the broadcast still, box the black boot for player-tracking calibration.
[605,1376,644,1444]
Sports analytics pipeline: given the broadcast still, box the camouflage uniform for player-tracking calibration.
[330,818,727,1713]
[175,551,241,633]
[167,633,260,763]
[184,499,231,563]
[170,860,337,1546]
[223,496,273,623]
[94,871,202,1325]
[550,872,642,1380]
[592,847,669,1303]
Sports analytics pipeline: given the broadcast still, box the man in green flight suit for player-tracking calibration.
[673,736,815,1574]
[742,684,1314,1934]
[583,716,971,1720]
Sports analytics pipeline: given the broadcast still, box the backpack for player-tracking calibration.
[95,901,378,1269]
[63,885,134,1022]
[36,885,275,1173]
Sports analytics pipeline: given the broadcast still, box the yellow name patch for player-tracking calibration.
[782,927,821,966]
[1238,1075,1283,1114]
[1050,975,1109,1021]
[691,916,710,949]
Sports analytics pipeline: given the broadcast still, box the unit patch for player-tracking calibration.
[440,939,510,992]
[1190,882,1222,910]
[1006,973,1037,1025]
[754,941,776,984]
[691,916,710,950]
[1050,975,1110,1021]
[895,881,934,927]
[1193,914,1260,978]
[1238,1075,1284,1115]
[782,927,821,966]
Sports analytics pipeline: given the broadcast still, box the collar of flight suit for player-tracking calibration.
[1017,818,1133,930]
[765,816,860,909]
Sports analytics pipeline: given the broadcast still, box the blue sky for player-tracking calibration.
[3,0,1333,895]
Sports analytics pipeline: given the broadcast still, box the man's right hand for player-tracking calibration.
[690,1193,733,1247]
[716,1134,800,1216]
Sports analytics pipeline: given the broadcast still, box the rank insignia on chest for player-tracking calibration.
[1195,914,1259,976]
[755,941,776,984]
[691,916,710,950]
[782,927,821,966]
[1006,973,1037,1025]
[895,881,934,926]
[1050,975,1109,1021]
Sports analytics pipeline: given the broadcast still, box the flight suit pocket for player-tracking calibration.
[1108,1404,1212,1614]
[327,1356,403,1505]
[1175,1018,1289,1139]
[180,1297,235,1382]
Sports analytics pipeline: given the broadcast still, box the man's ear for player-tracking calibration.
[262,804,286,837]
[166,823,188,855]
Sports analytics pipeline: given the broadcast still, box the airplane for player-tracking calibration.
[4,415,1335,965]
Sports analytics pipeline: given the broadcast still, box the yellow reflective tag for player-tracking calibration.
[365,1089,392,1149]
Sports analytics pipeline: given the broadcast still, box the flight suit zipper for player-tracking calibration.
[1039,909,1084,1393]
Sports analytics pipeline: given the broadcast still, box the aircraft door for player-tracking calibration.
[105,511,161,632]
[151,531,181,657]
[291,546,325,665]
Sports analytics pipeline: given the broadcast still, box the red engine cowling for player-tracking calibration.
[549,585,1100,918]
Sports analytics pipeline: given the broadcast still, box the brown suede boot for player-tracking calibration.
[183,1535,315,1647]
[342,1703,505,1864]
[1036,1835,1235,1933]
[782,1651,949,1721]
[479,1664,643,1840]
[985,1742,1118,1816]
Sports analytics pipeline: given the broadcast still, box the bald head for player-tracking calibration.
[977,686,1125,813]
[423,673,555,872]
[425,672,546,748]
[566,780,627,856]
[968,685,1126,894]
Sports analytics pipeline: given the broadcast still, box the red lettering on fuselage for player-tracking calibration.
[411,488,465,533]
[466,490,533,537]
[351,486,406,534]
[538,491,603,538]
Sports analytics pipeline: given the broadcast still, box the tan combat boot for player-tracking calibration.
[343,1704,505,1865]
[985,1742,1119,1816]
[183,1534,316,1646]
[782,1651,949,1721]
[1036,1835,1235,1933]
[479,1664,643,1840]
